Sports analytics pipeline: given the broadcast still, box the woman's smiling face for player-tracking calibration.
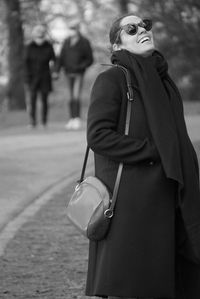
[115,15,155,57]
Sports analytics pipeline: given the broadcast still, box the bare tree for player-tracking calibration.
[4,0,26,110]
[118,0,129,13]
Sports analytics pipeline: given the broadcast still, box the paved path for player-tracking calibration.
[0,123,88,231]
[0,122,93,298]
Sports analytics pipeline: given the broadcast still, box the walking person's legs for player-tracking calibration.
[73,73,84,119]
[65,75,75,129]
[30,89,37,127]
[65,73,84,129]
[41,91,49,126]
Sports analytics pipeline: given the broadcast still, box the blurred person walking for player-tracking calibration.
[86,13,200,299]
[25,25,56,128]
[56,20,93,130]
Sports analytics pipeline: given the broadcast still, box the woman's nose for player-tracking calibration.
[138,26,146,35]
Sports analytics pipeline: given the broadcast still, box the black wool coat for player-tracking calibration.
[86,66,200,299]
[25,41,56,93]
[86,67,177,298]
[57,35,93,74]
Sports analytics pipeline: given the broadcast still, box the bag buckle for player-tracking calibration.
[75,183,80,191]
[127,91,134,102]
[104,209,113,218]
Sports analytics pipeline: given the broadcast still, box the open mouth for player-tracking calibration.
[139,36,151,44]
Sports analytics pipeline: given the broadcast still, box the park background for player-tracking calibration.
[1,1,200,298]
[0,0,200,129]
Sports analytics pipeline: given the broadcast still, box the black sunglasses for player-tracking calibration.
[115,19,152,44]
[121,19,152,35]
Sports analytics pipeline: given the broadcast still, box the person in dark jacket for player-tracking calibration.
[25,25,56,128]
[86,13,200,299]
[56,20,93,130]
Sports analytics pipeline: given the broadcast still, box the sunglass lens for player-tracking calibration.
[143,19,152,31]
[126,24,137,35]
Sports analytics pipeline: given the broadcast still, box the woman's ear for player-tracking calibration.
[113,43,121,51]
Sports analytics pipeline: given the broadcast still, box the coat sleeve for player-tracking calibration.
[24,45,31,84]
[48,43,57,72]
[49,43,56,62]
[55,40,67,72]
[87,72,159,165]
[79,38,93,70]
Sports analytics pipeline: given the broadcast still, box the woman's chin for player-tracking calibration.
[141,45,155,57]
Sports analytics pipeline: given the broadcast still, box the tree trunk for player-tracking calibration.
[4,0,26,110]
[118,0,129,14]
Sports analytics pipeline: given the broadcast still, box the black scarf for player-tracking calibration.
[111,49,200,262]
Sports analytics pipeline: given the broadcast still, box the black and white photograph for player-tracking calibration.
[0,1,200,298]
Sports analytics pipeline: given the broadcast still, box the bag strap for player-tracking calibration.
[78,64,134,218]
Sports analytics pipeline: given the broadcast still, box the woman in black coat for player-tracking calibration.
[86,13,200,299]
[25,25,56,127]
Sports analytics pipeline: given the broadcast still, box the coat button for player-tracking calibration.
[149,161,154,166]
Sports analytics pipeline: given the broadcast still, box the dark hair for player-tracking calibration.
[109,13,138,45]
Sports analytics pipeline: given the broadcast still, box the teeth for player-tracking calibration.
[140,37,150,43]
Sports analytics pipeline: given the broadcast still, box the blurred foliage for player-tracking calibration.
[0,0,200,110]
[137,0,200,100]
[0,1,8,76]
